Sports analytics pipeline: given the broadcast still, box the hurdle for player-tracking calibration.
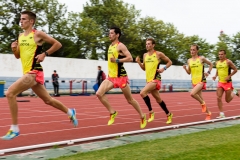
[69,79,90,96]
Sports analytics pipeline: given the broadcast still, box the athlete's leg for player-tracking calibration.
[96,80,114,114]
[190,83,204,104]
[197,90,211,114]
[140,82,156,113]
[215,87,225,118]
[151,89,171,116]
[121,84,145,118]
[32,83,78,127]
[32,83,68,113]
[6,74,37,125]
[225,89,235,103]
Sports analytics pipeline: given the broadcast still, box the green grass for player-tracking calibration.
[50,124,240,160]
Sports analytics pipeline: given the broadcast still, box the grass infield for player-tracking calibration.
[51,124,240,160]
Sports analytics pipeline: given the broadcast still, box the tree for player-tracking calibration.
[0,0,68,55]
[54,12,102,59]
[213,31,232,66]
[179,35,215,65]
[81,0,141,60]
[231,32,240,68]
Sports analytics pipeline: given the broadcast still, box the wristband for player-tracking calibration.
[164,66,167,70]
[44,51,49,56]
[207,71,211,74]
[116,59,120,63]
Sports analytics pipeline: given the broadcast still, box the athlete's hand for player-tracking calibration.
[212,76,217,81]
[110,57,116,63]
[35,53,46,63]
[135,56,140,63]
[11,40,18,49]
[204,72,209,78]
[157,68,164,73]
[225,76,231,81]
[183,65,187,70]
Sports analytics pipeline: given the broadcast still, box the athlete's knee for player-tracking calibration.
[190,92,196,97]
[43,98,53,105]
[140,91,147,98]
[5,90,16,99]
[217,96,222,102]
[126,98,135,105]
[225,98,231,103]
[96,91,104,99]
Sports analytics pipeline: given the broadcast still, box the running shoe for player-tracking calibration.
[166,113,173,124]
[216,114,225,119]
[69,108,78,127]
[140,114,147,129]
[148,112,155,122]
[201,102,207,113]
[205,112,211,120]
[1,130,20,140]
[108,111,118,125]
[233,89,239,97]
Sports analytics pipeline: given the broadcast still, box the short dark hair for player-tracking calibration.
[146,38,156,45]
[98,66,101,69]
[21,11,36,24]
[219,49,226,54]
[191,44,199,50]
[110,26,122,39]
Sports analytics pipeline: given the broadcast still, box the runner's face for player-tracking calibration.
[146,40,154,51]
[109,29,118,42]
[190,46,198,56]
[20,14,34,29]
[218,51,226,60]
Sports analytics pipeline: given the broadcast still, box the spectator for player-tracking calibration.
[52,70,59,96]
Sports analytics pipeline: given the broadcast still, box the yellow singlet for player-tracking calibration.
[107,42,127,78]
[189,57,206,85]
[216,60,231,83]
[18,29,43,74]
[144,52,161,82]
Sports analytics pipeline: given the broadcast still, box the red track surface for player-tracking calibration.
[0,92,240,150]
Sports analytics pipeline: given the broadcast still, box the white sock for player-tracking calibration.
[67,108,72,116]
[10,125,19,133]
[220,112,224,116]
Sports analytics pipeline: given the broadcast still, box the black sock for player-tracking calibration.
[159,100,169,115]
[143,95,152,111]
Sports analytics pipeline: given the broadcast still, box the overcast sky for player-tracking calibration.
[58,0,240,44]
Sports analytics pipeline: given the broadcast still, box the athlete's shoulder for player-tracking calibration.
[226,59,233,64]
[34,30,46,36]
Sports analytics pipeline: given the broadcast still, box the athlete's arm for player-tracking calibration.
[227,59,238,77]
[116,43,133,62]
[156,52,172,73]
[35,30,62,62]
[212,67,218,81]
[202,56,213,77]
[11,36,20,59]
[135,54,146,71]
[183,59,191,75]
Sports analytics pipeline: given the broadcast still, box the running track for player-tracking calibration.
[0,92,240,151]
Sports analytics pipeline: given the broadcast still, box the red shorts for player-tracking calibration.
[217,82,233,91]
[28,70,44,85]
[148,80,161,90]
[192,82,206,90]
[107,77,129,88]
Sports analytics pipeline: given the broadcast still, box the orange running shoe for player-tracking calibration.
[201,102,207,113]
[205,112,211,120]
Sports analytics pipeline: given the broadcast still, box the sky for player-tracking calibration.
[58,0,240,44]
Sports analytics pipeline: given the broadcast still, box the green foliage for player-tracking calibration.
[81,0,141,60]
[0,0,239,66]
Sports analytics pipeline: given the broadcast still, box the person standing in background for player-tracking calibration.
[52,70,59,96]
